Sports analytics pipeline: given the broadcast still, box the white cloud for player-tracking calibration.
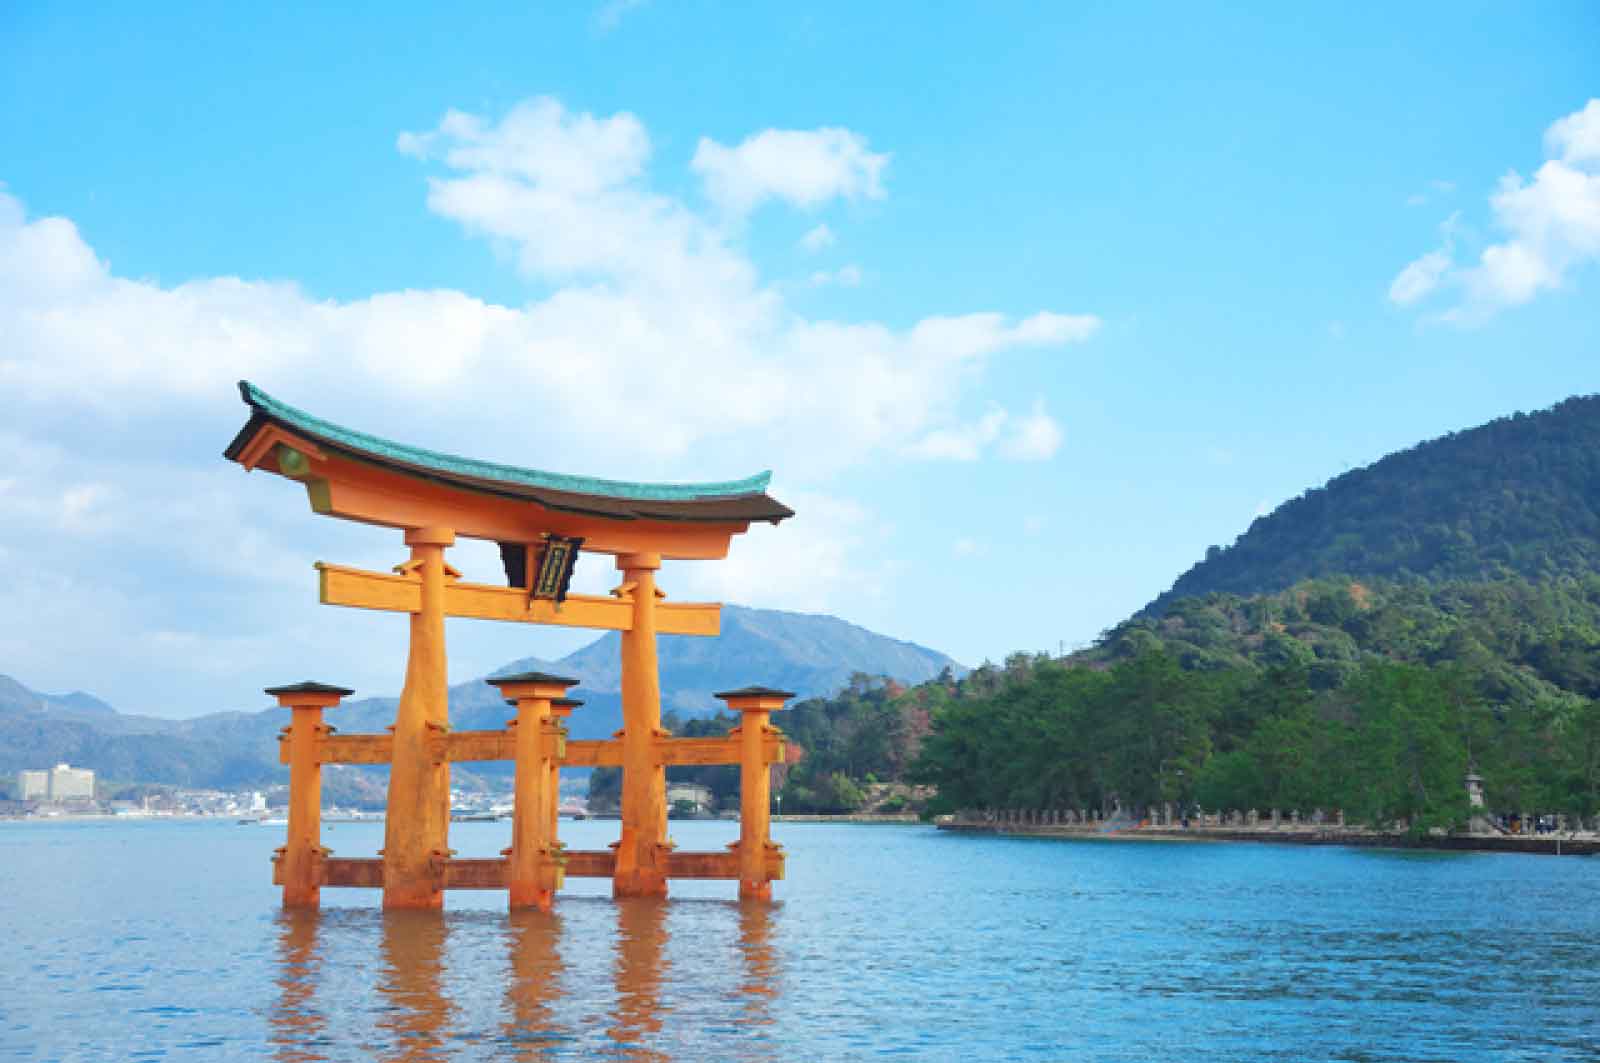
[809,264,862,287]
[4,99,1097,480]
[1407,179,1456,207]
[58,483,114,533]
[799,224,835,252]
[0,97,1101,714]
[691,127,888,217]
[998,401,1063,461]
[671,489,890,613]
[952,538,982,557]
[1388,248,1452,306]
[593,0,647,32]
[1546,99,1600,165]
[907,406,1008,461]
[1389,99,1600,322]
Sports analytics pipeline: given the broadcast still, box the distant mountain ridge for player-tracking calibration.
[498,605,961,712]
[0,605,963,796]
[1147,394,1600,614]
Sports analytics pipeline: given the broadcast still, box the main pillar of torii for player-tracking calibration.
[225,382,792,907]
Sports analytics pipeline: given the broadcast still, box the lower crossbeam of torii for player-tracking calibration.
[226,382,795,910]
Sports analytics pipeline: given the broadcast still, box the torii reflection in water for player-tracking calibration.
[270,901,778,1060]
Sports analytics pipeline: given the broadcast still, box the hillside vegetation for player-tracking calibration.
[1148,394,1600,613]
[747,576,1600,830]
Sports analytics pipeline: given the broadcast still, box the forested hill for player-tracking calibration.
[1147,394,1600,614]
[1087,574,1600,701]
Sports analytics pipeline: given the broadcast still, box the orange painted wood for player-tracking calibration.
[507,696,555,910]
[323,857,384,888]
[560,849,619,878]
[281,705,325,907]
[661,734,785,767]
[276,443,748,559]
[312,851,779,889]
[316,562,721,635]
[381,528,454,909]
[564,849,782,880]
[737,715,773,899]
[666,851,742,879]
[614,555,669,898]
[288,728,778,768]
[281,732,395,765]
[444,858,510,890]
[434,730,515,763]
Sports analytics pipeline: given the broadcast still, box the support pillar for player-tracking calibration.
[614,553,668,899]
[716,686,793,901]
[383,526,455,909]
[269,680,353,908]
[488,672,577,911]
[549,698,583,847]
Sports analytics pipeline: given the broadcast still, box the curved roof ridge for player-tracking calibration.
[238,381,773,502]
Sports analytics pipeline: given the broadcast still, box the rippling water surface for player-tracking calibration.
[2,818,1597,1061]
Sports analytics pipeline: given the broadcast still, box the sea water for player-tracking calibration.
[2,818,1597,1061]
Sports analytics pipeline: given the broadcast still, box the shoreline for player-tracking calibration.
[936,821,1600,856]
[774,813,922,824]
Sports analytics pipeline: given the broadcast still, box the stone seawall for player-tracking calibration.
[936,821,1600,856]
[775,813,923,824]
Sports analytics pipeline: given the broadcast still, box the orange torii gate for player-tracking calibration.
[227,382,794,909]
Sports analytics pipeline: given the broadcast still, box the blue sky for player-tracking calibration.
[2,3,1597,717]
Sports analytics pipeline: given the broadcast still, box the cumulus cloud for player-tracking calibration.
[809,264,862,287]
[1389,99,1600,321]
[6,99,1095,477]
[905,398,1064,462]
[799,223,835,252]
[1546,99,1600,164]
[0,97,1098,714]
[907,406,1009,461]
[691,127,888,217]
[1388,248,1452,306]
[998,401,1064,461]
[670,488,889,612]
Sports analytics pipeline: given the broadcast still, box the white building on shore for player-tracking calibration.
[15,763,96,802]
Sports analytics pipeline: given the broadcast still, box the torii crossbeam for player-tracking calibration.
[226,382,794,909]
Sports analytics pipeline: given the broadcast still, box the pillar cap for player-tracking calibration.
[487,671,578,688]
[714,686,796,701]
[489,671,578,702]
[265,681,355,697]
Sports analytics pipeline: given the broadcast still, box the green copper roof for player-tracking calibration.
[236,381,773,502]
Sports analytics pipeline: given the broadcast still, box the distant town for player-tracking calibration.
[4,762,277,819]
[3,762,611,823]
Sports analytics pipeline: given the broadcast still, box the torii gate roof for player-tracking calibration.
[223,381,792,525]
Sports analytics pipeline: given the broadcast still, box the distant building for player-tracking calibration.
[18,770,49,801]
[666,781,714,815]
[47,763,95,801]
